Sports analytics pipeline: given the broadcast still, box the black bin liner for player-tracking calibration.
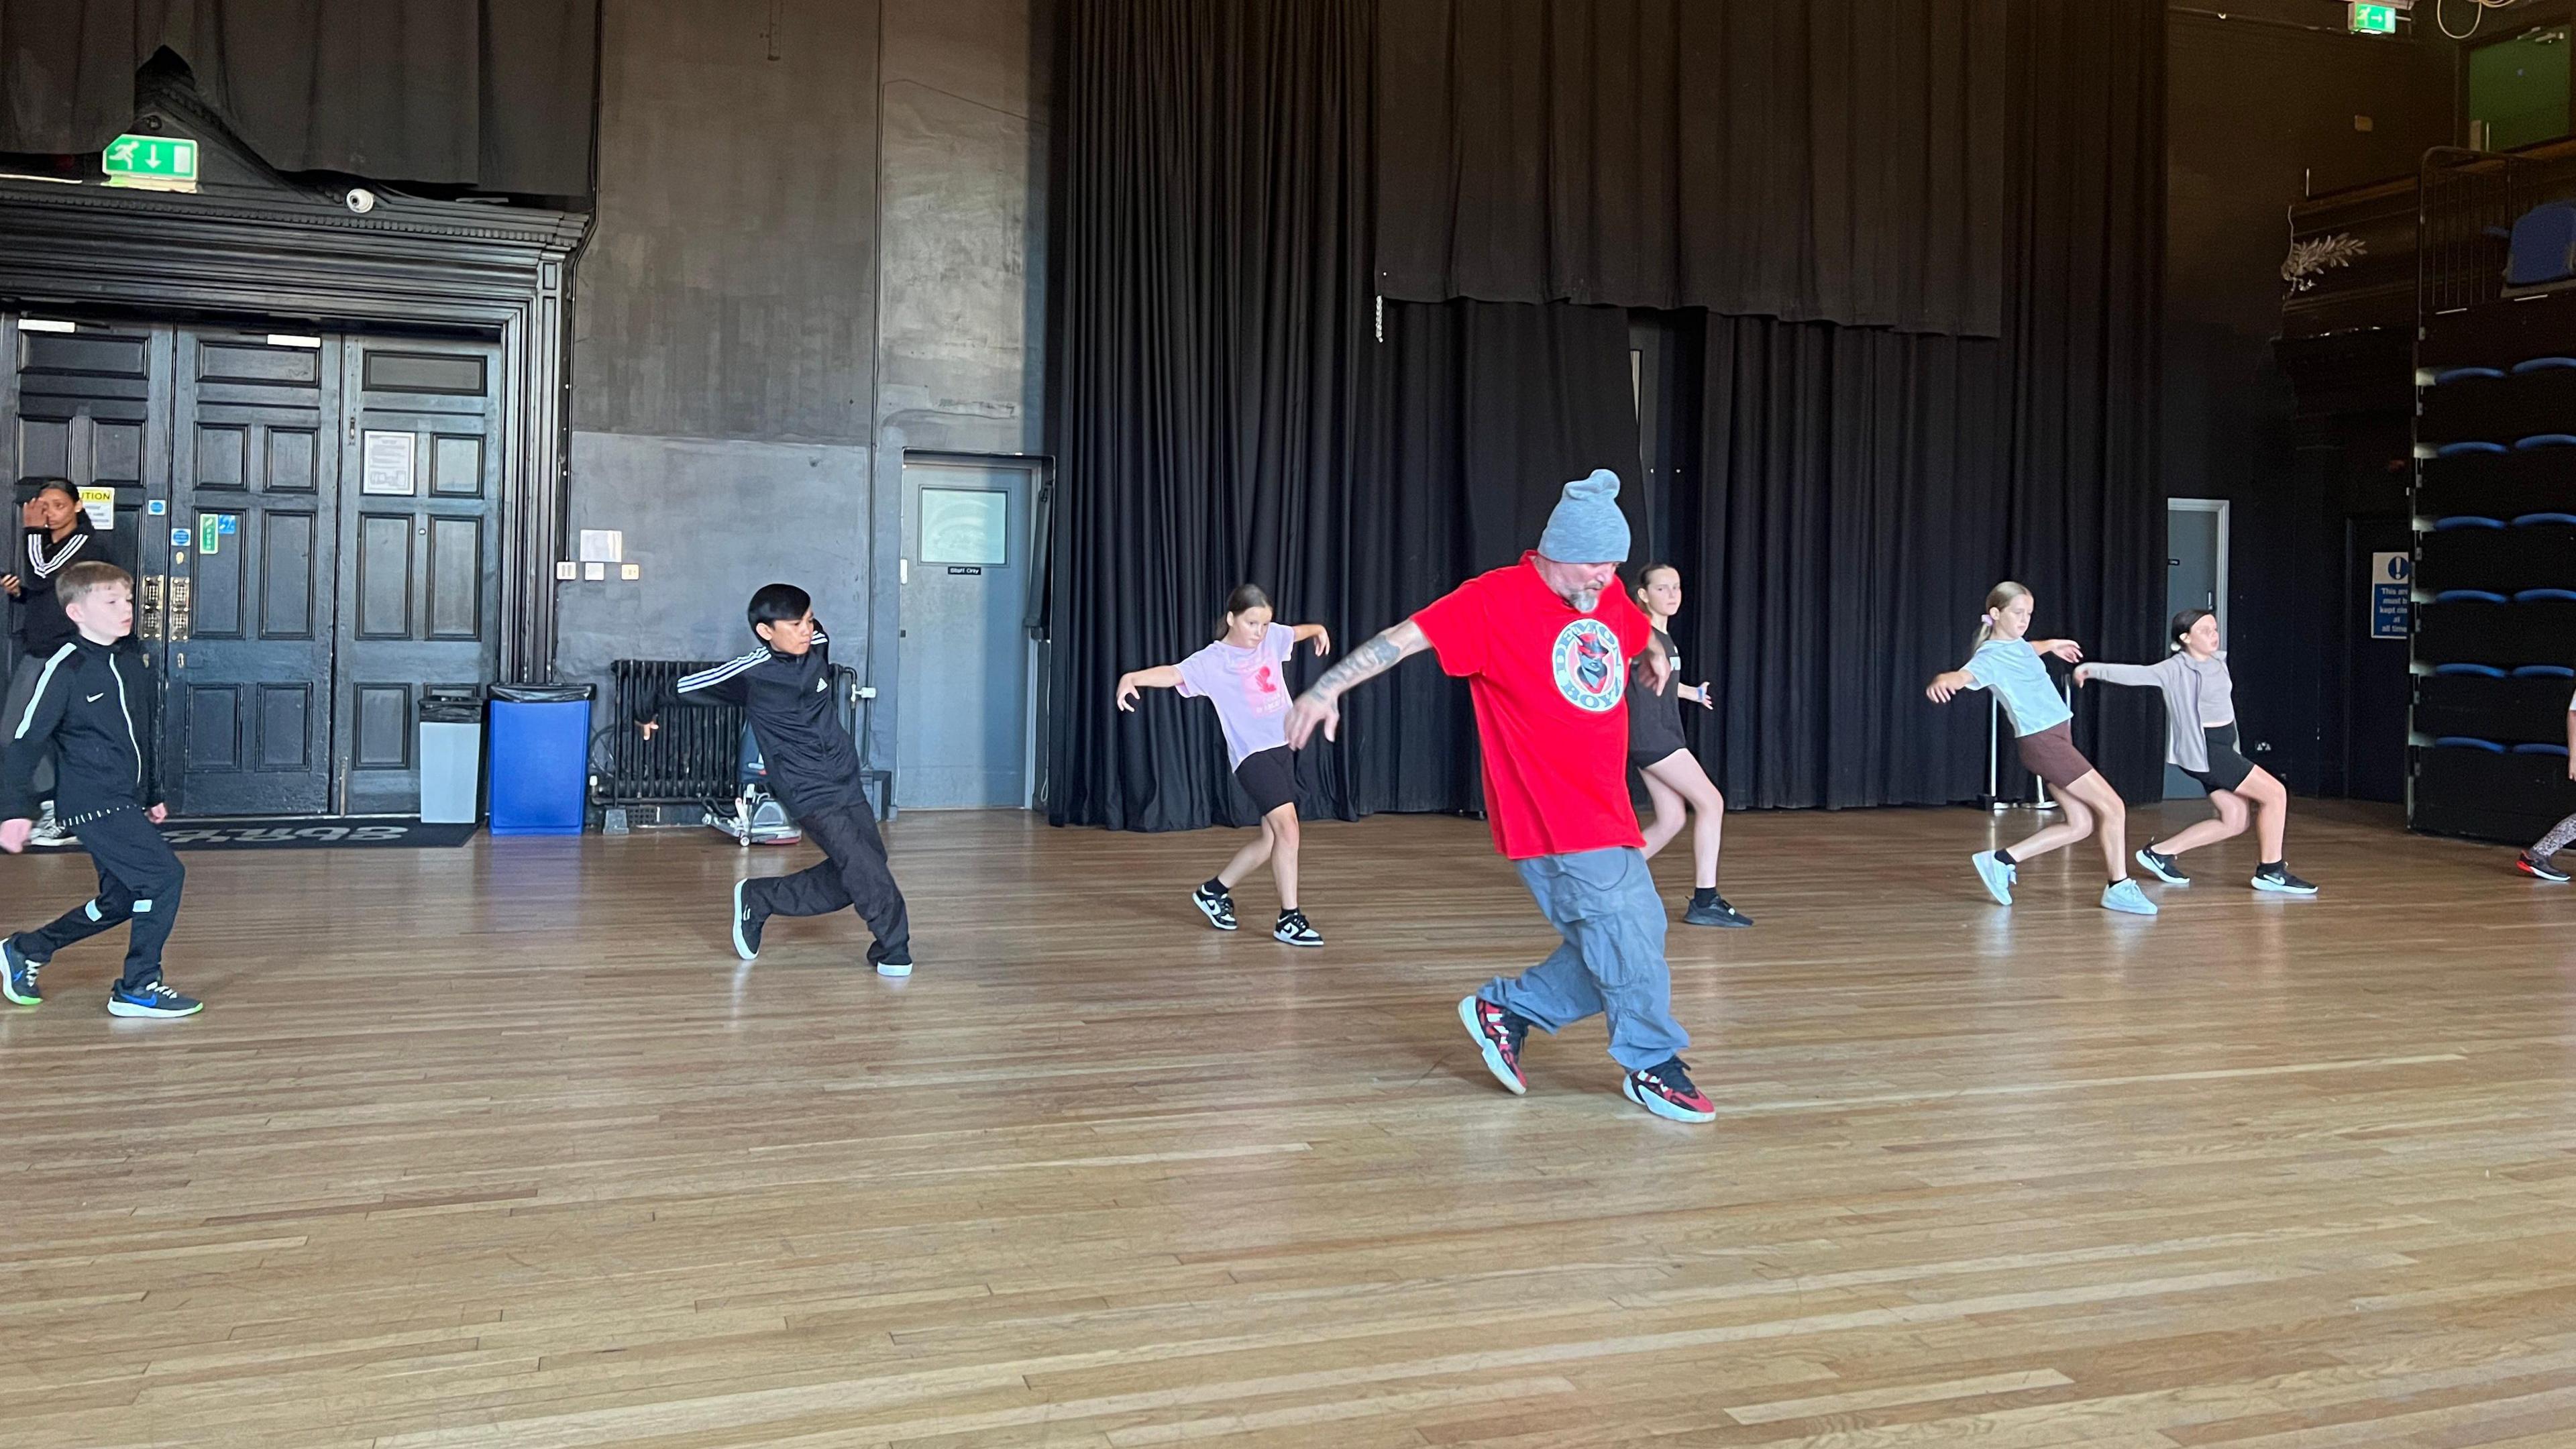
[488,684,596,705]
[419,686,485,724]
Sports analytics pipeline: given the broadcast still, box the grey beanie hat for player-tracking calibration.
[1536,468,1630,564]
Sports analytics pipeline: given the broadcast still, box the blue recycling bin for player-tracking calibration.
[487,684,594,835]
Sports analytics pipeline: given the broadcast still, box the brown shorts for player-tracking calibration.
[2015,722,2095,792]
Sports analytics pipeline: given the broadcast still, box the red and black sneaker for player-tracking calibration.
[1621,1057,1715,1123]
[2518,853,2571,883]
[1457,996,1530,1095]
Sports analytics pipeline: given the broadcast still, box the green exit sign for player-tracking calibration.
[2350,3,2398,34]
[101,133,199,191]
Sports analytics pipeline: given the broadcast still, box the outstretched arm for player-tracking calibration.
[1925,669,1978,704]
[2029,638,2082,663]
[1286,619,1430,747]
[1116,664,1184,712]
[637,661,755,739]
[1291,623,1334,656]
[2075,659,2163,688]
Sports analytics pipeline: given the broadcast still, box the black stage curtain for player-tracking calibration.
[0,0,596,194]
[1375,0,2006,336]
[1674,0,2166,808]
[1055,0,2161,827]
[1049,0,1639,830]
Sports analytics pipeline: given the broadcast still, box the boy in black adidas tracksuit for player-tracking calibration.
[0,562,201,1018]
[636,583,913,976]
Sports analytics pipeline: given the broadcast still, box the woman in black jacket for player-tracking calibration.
[2,478,96,846]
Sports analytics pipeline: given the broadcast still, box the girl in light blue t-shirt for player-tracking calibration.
[1926,581,2157,917]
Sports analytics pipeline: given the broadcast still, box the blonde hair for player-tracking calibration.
[1969,580,2031,655]
[57,560,132,610]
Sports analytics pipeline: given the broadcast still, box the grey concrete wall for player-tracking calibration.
[558,0,1051,777]
[867,0,1052,780]
[553,433,873,684]
[574,0,883,443]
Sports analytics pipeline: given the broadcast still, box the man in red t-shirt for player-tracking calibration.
[1285,470,1715,1123]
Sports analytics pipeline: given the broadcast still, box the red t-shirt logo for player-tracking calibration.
[1552,619,1625,712]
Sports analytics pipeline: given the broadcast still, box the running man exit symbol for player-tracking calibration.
[102,133,199,189]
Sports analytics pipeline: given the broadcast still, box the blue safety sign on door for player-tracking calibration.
[2371,552,2410,639]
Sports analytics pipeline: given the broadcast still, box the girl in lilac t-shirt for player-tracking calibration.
[1117,584,1334,946]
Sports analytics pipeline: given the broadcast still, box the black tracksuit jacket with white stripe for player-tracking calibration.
[13,517,97,654]
[1,637,159,823]
[633,626,868,818]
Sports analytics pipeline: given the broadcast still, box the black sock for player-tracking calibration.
[1992,848,2017,867]
[1279,907,1299,920]
[2257,860,2284,875]
[1690,886,1717,907]
[1202,876,1229,898]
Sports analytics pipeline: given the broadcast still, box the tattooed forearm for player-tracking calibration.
[1303,620,1428,700]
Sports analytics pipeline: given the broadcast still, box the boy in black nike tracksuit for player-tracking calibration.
[0,561,202,1018]
[636,582,913,976]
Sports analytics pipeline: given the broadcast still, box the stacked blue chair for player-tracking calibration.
[2412,221,2576,843]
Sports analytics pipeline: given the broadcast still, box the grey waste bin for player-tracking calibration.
[418,687,485,824]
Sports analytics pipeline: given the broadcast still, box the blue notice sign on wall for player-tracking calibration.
[2371,551,2411,639]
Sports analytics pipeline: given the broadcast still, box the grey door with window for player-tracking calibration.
[898,460,1034,808]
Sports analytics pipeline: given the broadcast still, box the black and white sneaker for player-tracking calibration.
[1682,895,1752,928]
[2519,853,2571,883]
[1191,883,1238,931]
[1273,910,1323,948]
[731,879,767,961]
[2251,865,2318,896]
[2133,847,2190,885]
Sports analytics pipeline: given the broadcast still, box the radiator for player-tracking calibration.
[600,659,746,804]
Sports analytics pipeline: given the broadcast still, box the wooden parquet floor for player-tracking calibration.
[3,800,2575,1447]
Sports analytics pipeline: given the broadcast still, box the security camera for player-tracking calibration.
[345,188,377,215]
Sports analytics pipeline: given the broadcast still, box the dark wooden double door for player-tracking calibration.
[7,319,501,816]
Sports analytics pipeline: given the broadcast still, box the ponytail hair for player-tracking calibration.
[1968,580,2033,655]
[1218,583,1273,639]
[2169,607,2215,653]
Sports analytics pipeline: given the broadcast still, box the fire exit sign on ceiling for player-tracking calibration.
[102,133,199,191]
[2350,3,2398,35]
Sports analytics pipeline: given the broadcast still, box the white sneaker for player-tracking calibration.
[27,816,72,849]
[2100,879,2159,916]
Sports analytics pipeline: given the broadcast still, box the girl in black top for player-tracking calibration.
[1,479,94,846]
[1630,564,1750,928]
[5,478,93,658]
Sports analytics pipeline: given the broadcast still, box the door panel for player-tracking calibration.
[7,321,506,819]
[898,460,1034,809]
[10,321,162,593]
[332,337,502,815]
[166,330,340,814]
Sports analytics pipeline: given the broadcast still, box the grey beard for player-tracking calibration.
[1567,588,1603,612]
